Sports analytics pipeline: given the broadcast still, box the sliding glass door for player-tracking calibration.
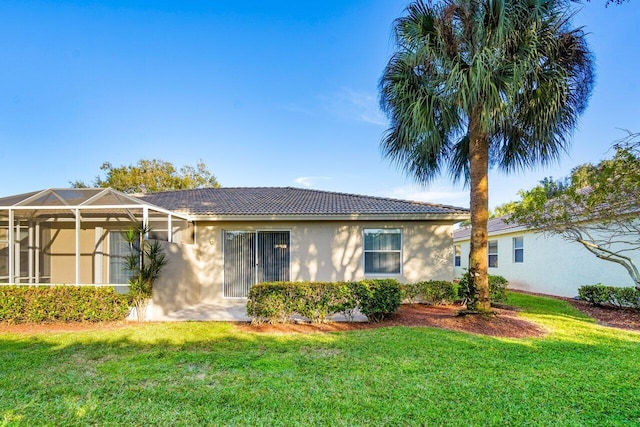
[223,230,290,298]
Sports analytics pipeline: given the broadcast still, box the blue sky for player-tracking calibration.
[0,0,638,209]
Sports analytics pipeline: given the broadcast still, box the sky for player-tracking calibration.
[0,0,638,210]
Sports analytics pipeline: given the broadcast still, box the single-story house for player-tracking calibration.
[0,187,468,318]
[453,217,640,297]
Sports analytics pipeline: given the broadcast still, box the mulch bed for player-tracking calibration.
[2,295,639,337]
[0,320,141,334]
[566,299,640,331]
[238,304,548,338]
[513,289,640,332]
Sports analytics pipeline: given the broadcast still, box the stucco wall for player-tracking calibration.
[23,218,457,314]
[454,230,639,297]
[152,220,455,312]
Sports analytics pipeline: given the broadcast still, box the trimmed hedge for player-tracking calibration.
[400,280,458,305]
[247,282,351,324]
[578,284,640,309]
[247,279,401,324]
[356,279,402,322]
[0,286,131,323]
[456,273,509,305]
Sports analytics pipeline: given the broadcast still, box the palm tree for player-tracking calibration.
[380,0,593,311]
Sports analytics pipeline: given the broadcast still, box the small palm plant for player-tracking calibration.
[123,224,168,321]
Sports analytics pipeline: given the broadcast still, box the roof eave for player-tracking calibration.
[453,224,530,241]
[189,213,470,222]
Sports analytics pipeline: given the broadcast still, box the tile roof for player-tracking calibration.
[139,187,469,218]
[453,216,525,240]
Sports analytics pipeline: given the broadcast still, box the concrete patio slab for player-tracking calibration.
[153,301,251,322]
[149,300,368,322]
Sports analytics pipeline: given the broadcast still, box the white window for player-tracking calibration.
[454,244,461,267]
[364,229,402,274]
[488,240,498,268]
[109,231,137,284]
[513,236,524,263]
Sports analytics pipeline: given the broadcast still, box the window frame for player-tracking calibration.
[488,239,498,268]
[108,230,139,285]
[363,228,403,275]
[454,244,461,267]
[513,236,524,263]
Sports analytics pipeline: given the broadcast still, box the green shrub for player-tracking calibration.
[419,280,458,305]
[489,275,509,302]
[578,284,613,306]
[337,282,360,322]
[246,282,297,324]
[295,282,352,323]
[246,280,402,324]
[578,284,640,309]
[457,272,509,308]
[0,286,131,324]
[400,283,421,304]
[356,279,402,322]
[615,287,640,308]
[247,281,355,324]
[400,281,457,305]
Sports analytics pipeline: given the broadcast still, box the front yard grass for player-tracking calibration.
[1,292,639,426]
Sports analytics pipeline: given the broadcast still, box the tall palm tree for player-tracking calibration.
[380,0,593,311]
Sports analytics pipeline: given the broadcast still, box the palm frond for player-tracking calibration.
[380,0,593,183]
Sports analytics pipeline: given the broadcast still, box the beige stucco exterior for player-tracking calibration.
[454,228,640,298]
[2,216,459,317]
[152,220,455,315]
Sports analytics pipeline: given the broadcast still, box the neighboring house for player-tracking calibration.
[453,217,640,297]
[0,187,468,317]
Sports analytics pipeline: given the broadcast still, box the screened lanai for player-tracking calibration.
[0,188,191,285]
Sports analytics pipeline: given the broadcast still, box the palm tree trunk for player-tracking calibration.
[468,112,491,312]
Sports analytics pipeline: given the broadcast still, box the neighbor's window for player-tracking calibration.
[454,244,461,267]
[364,229,402,274]
[513,236,524,263]
[488,240,498,268]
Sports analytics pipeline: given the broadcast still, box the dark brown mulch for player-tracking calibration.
[238,304,548,338]
[511,289,640,332]
[5,294,637,337]
[0,320,140,334]
[566,299,640,331]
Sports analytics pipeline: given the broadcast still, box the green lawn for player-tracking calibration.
[1,293,639,426]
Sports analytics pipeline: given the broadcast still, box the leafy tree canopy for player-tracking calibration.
[508,132,640,286]
[72,159,220,194]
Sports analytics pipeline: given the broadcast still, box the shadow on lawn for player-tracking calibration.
[1,311,639,426]
[0,290,637,370]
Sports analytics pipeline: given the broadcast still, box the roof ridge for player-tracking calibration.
[138,186,469,216]
[142,186,467,212]
[293,186,469,211]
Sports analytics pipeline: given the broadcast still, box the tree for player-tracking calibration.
[509,133,640,287]
[379,0,593,311]
[72,159,220,193]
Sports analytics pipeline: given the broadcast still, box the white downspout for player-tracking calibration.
[75,208,80,285]
[8,209,14,284]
